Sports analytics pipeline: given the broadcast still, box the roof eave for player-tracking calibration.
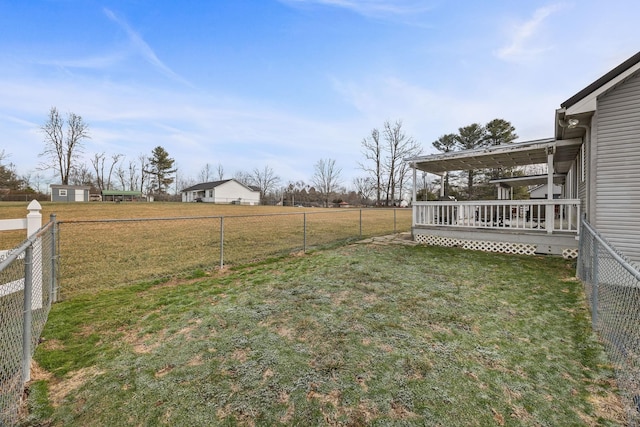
[561,51,640,111]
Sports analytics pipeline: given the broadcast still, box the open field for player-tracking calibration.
[0,201,411,299]
[23,242,623,426]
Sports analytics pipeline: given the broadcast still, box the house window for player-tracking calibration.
[59,189,67,197]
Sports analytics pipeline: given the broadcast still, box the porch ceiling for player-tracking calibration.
[408,138,582,175]
[489,173,566,187]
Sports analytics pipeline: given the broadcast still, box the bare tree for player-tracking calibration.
[359,128,383,205]
[352,177,374,204]
[360,120,421,206]
[233,170,252,186]
[39,107,90,185]
[68,163,95,186]
[91,152,123,190]
[116,164,127,191]
[126,160,140,191]
[382,120,421,206]
[311,158,342,207]
[216,163,225,181]
[251,165,281,204]
[91,153,106,190]
[176,169,197,195]
[198,163,213,183]
[138,153,151,194]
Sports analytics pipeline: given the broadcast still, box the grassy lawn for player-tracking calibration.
[23,243,623,426]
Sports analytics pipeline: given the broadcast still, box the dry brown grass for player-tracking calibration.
[0,201,411,299]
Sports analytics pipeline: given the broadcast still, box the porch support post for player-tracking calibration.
[412,164,417,203]
[440,173,445,198]
[546,146,555,234]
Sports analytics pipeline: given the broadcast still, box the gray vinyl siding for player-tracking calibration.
[595,72,640,265]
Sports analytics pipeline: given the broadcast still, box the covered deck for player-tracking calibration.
[408,138,583,258]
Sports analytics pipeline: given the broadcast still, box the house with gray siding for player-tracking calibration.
[407,52,640,265]
[556,51,640,265]
[50,185,90,202]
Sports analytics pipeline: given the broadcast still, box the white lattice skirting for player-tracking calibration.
[414,234,578,259]
[562,248,579,259]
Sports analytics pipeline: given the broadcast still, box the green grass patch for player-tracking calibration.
[26,244,624,426]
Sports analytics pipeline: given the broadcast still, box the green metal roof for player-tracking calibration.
[101,190,143,196]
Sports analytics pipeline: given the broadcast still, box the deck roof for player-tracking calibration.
[407,138,582,176]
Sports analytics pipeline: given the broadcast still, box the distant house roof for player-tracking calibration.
[182,179,260,193]
[101,190,143,196]
[50,184,91,189]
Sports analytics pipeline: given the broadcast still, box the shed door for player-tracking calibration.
[595,72,640,264]
[75,189,84,202]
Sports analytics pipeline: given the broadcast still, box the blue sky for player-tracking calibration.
[1,0,639,190]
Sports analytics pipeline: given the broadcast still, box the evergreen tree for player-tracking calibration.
[146,146,176,194]
[455,123,487,199]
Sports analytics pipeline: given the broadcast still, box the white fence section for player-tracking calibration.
[413,199,580,234]
[0,200,43,308]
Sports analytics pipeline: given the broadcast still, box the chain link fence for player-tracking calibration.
[0,220,57,426]
[57,209,411,299]
[577,218,640,425]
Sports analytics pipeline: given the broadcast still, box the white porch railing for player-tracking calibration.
[413,199,580,234]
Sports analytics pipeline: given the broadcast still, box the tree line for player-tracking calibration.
[1,107,523,204]
[429,119,520,200]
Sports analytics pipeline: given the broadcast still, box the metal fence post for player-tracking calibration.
[303,213,307,253]
[591,236,599,329]
[50,214,58,303]
[220,217,224,269]
[393,209,397,234]
[359,209,362,238]
[22,244,34,384]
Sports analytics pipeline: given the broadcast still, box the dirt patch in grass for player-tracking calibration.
[30,361,53,382]
[47,366,104,408]
[40,338,65,351]
[588,380,627,425]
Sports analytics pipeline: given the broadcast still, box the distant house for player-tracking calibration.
[50,185,90,202]
[529,184,562,200]
[181,179,261,205]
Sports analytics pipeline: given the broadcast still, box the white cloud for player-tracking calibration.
[331,73,554,154]
[495,3,566,62]
[280,0,434,18]
[103,8,193,87]
[33,52,126,70]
